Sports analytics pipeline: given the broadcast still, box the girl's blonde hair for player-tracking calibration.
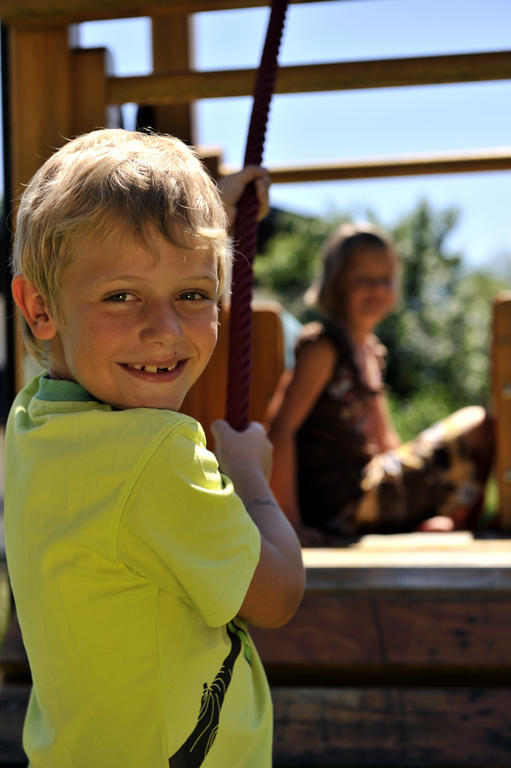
[306,221,398,318]
[11,129,231,365]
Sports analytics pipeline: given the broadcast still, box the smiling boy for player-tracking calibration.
[5,129,304,768]
[20,224,220,412]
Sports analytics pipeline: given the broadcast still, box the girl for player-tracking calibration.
[266,222,493,542]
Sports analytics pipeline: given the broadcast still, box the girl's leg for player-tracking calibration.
[343,406,493,534]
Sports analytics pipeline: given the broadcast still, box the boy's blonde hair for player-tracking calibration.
[307,221,398,318]
[12,128,231,365]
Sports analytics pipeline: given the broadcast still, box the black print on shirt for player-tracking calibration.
[168,620,250,768]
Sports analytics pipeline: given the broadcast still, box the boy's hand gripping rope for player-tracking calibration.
[225,0,289,431]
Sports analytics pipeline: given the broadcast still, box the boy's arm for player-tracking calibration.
[211,420,305,630]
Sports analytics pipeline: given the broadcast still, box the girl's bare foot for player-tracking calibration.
[415,515,455,532]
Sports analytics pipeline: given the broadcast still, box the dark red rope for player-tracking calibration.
[226,0,289,430]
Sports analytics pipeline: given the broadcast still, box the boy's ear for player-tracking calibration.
[11,274,58,340]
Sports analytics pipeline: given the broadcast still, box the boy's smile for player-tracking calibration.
[46,225,220,411]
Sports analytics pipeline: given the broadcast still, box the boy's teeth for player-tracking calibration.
[129,363,178,373]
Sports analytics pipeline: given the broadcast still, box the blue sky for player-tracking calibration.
[52,0,511,269]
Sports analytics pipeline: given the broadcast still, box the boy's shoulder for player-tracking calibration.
[9,373,207,450]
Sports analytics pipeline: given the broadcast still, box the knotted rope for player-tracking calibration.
[225,0,289,431]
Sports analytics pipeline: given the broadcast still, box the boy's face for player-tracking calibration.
[46,225,219,411]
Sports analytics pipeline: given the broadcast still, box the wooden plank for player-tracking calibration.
[181,301,284,447]
[234,147,511,184]
[106,51,511,106]
[272,687,511,766]
[7,26,73,394]
[8,26,73,196]
[0,685,29,767]
[71,47,109,137]
[252,588,511,672]
[302,532,511,571]
[251,537,511,674]
[492,294,511,530]
[0,0,342,27]
[149,14,195,144]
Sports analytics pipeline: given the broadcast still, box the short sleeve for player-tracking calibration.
[118,419,260,627]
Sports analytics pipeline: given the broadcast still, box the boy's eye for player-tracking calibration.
[177,291,208,302]
[105,292,137,303]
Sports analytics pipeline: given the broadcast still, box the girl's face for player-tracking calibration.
[340,247,398,335]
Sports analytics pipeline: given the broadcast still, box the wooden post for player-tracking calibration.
[181,302,284,447]
[149,14,195,143]
[8,26,73,196]
[70,47,110,137]
[7,25,74,391]
[492,293,511,530]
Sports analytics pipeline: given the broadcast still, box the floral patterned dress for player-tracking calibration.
[294,320,485,535]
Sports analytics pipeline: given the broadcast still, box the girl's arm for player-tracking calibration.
[372,392,401,452]
[266,337,337,526]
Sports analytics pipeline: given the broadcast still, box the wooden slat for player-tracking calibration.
[253,589,511,673]
[181,301,284,447]
[71,47,110,137]
[492,293,511,530]
[251,537,511,676]
[272,687,511,767]
[8,25,74,393]
[0,0,341,27]
[149,15,195,144]
[106,51,511,106]
[237,147,511,184]
[8,26,73,195]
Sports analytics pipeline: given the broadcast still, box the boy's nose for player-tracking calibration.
[141,302,183,344]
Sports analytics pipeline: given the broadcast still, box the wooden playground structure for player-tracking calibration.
[1,1,511,765]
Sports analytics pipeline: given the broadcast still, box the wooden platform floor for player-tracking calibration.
[2,532,511,767]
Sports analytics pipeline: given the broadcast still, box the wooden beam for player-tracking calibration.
[0,0,343,27]
[220,148,511,184]
[492,294,511,530]
[7,26,74,393]
[106,51,511,106]
[149,14,195,144]
[8,27,73,194]
[71,47,110,137]
[251,536,511,675]
[272,687,511,766]
[181,301,284,447]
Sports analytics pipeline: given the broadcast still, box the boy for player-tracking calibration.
[5,129,304,767]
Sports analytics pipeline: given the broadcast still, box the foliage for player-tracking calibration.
[254,209,347,315]
[387,384,457,442]
[254,199,510,408]
[378,200,507,405]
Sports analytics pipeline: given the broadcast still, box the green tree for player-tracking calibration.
[380,200,506,407]
[254,209,344,315]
